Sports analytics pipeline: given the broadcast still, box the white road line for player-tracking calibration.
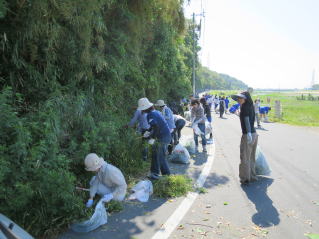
[151,143,216,239]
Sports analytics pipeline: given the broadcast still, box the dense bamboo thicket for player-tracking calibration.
[0,0,192,237]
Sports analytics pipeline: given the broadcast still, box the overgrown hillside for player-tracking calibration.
[196,66,247,91]
[0,0,193,237]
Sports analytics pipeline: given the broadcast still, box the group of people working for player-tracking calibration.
[82,91,267,208]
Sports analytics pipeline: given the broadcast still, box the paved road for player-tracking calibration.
[170,113,319,239]
[59,114,319,239]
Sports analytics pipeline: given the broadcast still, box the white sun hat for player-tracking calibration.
[137,98,153,111]
[155,100,166,107]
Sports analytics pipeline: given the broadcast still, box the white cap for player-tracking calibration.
[137,98,153,111]
[84,153,104,171]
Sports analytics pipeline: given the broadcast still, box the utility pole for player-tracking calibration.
[192,12,196,97]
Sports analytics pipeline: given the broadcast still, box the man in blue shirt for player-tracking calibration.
[138,98,171,180]
[155,99,176,154]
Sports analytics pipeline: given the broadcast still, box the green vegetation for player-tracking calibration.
[153,175,193,198]
[197,67,247,92]
[0,0,195,237]
[254,92,319,126]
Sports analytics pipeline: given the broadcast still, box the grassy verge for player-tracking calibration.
[253,92,319,127]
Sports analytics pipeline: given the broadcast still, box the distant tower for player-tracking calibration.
[310,69,316,89]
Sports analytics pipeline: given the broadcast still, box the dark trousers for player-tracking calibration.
[220,107,224,118]
[151,142,170,176]
[141,129,149,160]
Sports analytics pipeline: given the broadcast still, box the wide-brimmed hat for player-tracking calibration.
[137,98,153,111]
[84,153,104,171]
[231,93,247,101]
[155,100,166,107]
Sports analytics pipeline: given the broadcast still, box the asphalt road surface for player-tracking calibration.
[59,113,319,239]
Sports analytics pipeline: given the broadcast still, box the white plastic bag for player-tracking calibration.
[71,199,107,233]
[171,143,191,164]
[205,121,212,136]
[179,136,196,154]
[184,110,191,121]
[192,123,204,136]
[128,180,153,202]
[255,146,271,176]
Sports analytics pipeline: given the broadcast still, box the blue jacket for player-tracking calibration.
[161,106,176,130]
[147,110,171,143]
[229,103,240,113]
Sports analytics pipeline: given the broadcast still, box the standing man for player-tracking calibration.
[225,97,230,114]
[231,92,258,185]
[219,97,226,118]
[191,99,207,153]
[155,100,176,154]
[138,98,171,180]
[200,97,213,143]
[214,96,219,113]
[127,108,150,161]
[254,99,261,128]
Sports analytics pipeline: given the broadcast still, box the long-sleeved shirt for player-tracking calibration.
[90,162,127,201]
[147,110,171,143]
[161,106,176,130]
[191,105,205,124]
[128,110,150,132]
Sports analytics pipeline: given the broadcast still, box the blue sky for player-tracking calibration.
[184,0,319,89]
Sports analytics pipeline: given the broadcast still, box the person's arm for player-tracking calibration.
[128,110,140,127]
[244,117,251,133]
[89,176,99,199]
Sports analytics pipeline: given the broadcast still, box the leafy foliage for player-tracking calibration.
[0,0,193,237]
[153,175,193,198]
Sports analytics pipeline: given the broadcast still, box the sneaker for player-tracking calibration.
[147,173,160,180]
[207,139,213,144]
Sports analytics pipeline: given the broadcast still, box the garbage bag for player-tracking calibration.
[170,143,190,164]
[128,180,153,202]
[192,123,204,136]
[71,199,107,233]
[179,136,196,154]
[255,146,271,176]
[205,121,212,136]
[184,110,191,121]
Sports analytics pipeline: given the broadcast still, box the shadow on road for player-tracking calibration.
[59,199,166,239]
[241,177,280,228]
[204,173,229,189]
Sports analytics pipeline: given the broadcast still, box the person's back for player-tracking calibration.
[147,110,171,143]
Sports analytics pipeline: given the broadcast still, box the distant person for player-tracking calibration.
[231,92,258,185]
[254,99,261,128]
[214,96,219,113]
[260,106,271,122]
[219,97,226,118]
[200,98,213,143]
[225,97,230,113]
[229,103,240,115]
[191,99,207,153]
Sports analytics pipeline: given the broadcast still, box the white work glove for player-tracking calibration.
[148,138,155,145]
[102,193,113,203]
[246,132,253,144]
[86,199,94,208]
[143,131,151,138]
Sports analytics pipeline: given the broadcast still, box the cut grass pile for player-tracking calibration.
[153,175,193,198]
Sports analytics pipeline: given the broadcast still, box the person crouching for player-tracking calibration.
[84,153,127,208]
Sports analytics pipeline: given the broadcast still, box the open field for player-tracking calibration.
[208,90,319,127]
